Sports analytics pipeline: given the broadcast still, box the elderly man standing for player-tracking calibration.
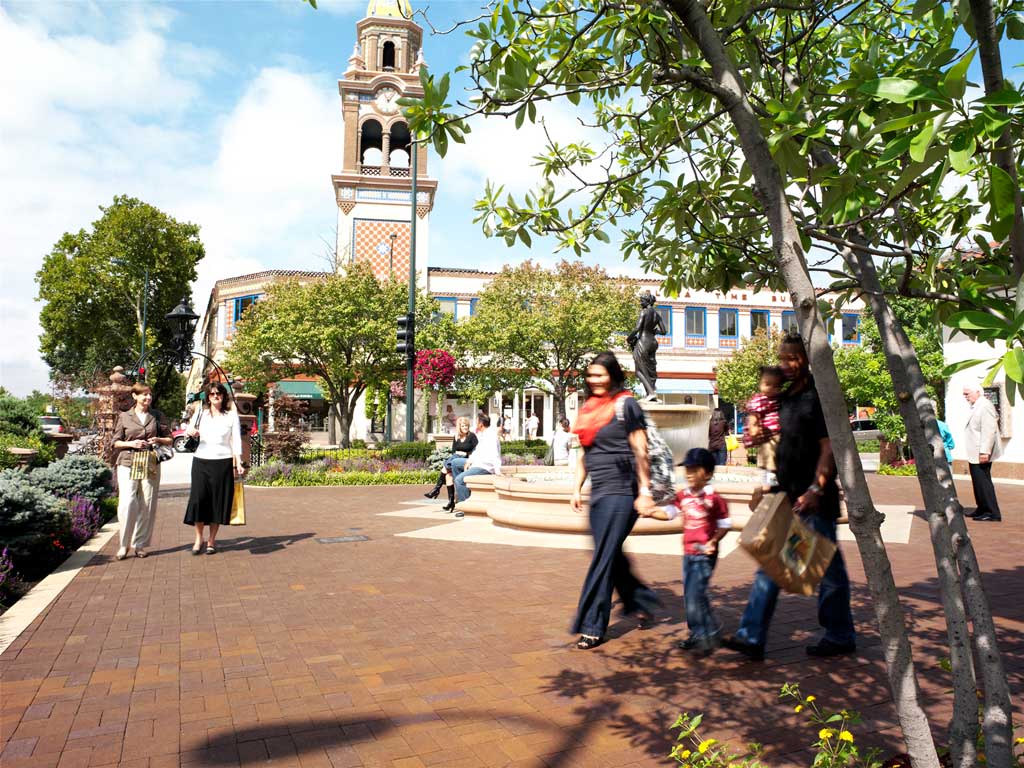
[962,383,1001,522]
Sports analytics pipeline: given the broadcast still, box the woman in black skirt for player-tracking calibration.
[184,382,243,555]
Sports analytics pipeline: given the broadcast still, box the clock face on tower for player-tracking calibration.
[375,87,399,114]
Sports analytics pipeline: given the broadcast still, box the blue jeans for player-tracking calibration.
[571,494,661,638]
[684,554,720,640]
[734,514,855,648]
[445,456,468,476]
[711,448,728,465]
[454,467,491,502]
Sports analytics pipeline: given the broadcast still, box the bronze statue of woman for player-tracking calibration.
[626,291,666,400]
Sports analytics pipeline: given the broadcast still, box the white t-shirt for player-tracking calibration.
[191,408,242,460]
[469,427,502,474]
[552,429,572,463]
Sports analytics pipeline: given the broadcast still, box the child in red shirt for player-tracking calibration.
[645,447,731,654]
[744,366,784,490]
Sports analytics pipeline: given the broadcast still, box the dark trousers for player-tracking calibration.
[969,462,1001,518]
[711,448,728,465]
[571,494,661,638]
[734,514,855,648]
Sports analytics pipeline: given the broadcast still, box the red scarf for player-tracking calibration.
[572,391,631,447]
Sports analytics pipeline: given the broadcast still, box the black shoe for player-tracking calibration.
[971,512,1002,522]
[441,485,456,512]
[677,637,700,651]
[962,508,977,518]
[424,489,440,499]
[721,635,765,661]
[806,639,856,657]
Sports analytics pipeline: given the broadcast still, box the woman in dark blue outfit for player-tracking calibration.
[570,352,662,650]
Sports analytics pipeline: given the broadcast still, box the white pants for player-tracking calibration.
[116,465,160,550]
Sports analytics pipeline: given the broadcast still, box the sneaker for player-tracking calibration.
[805,639,856,657]
[970,512,1002,522]
[721,635,765,661]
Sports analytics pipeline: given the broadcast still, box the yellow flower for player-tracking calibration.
[806,695,816,703]
[819,728,834,740]
[698,739,717,754]
[680,750,691,759]
[839,731,854,743]
[794,705,804,713]
[1016,737,1024,745]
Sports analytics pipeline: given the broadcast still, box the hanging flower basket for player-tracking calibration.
[414,349,456,390]
[389,380,406,400]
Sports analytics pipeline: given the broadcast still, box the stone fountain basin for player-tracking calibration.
[457,466,767,534]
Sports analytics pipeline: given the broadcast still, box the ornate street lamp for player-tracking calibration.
[165,298,200,372]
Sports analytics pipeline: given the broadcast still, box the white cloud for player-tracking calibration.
[0,7,341,396]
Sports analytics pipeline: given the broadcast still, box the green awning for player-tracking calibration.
[276,381,324,400]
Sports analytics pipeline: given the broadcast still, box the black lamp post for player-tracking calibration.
[165,298,200,372]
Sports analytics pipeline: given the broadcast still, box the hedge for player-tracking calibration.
[0,433,56,470]
[248,469,435,487]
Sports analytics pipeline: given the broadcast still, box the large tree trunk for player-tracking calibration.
[552,378,567,422]
[968,0,1024,279]
[666,2,940,765]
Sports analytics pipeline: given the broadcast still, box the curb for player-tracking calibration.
[0,522,118,657]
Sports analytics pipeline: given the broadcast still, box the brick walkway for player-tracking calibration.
[1,477,1021,767]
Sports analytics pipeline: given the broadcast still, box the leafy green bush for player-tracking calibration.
[501,439,549,459]
[0,470,70,564]
[381,441,434,460]
[248,468,434,487]
[856,439,880,453]
[877,462,918,476]
[298,448,374,463]
[263,431,306,463]
[427,446,453,471]
[0,394,40,437]
[30,455,113,503]
[0,432,57,470]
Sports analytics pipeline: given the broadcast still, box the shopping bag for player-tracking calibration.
[229,481,246,525]
[738,492,837,596]
[725,434,740,453]
[130,449,153,480]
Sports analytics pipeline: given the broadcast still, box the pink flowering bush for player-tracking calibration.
[414,349,456,390]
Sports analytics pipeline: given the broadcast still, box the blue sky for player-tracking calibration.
[0,1,1021,396]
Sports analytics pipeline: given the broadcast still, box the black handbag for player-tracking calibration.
[183,408,202,453]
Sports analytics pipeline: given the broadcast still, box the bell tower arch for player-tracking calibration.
[332,0,437,283]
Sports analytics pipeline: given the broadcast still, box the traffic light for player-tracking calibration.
[396,314,415,357]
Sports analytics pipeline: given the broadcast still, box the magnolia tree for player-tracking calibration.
[399,1,1024,765]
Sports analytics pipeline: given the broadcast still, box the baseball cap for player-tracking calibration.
[680,447,715,473]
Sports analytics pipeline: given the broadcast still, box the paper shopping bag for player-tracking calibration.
[229,481,246,525]
[739,492,837,596]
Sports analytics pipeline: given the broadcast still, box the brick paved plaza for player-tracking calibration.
[1,477,1021,767]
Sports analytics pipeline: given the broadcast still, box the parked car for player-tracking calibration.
[39,415,67,434]
[849,418,882,442]
[172,427,190,452]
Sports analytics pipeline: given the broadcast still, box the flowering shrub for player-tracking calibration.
[502,453,546,466]
[69,496,103,543]
[877,460,918,477]
[0,470,70,563]
[389,380,406,400]
[414,349,456,389]
[670,684,882,768]
[248,454,432,486]
[0,546,21,611]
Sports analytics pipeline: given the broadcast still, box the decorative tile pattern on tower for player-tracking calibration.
[352,219,411,280]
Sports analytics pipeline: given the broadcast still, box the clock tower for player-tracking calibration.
[332,0,437,283]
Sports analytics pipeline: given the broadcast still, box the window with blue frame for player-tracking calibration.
[751,310,769,336]
[781,310,798,335]
[719,308,738,346]
[233,294,259,322]
[842,313,860,343]
[469,298,479,316]
[436,297,457,319]
[655,305,673,344]
[684,307,706,346]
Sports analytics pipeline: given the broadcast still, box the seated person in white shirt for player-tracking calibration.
[453,413,502,517]
[551,417,574,465]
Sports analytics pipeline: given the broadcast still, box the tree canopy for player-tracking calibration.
[35,196,204,406]
[462,259,636,417]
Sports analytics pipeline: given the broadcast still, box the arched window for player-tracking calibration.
[382,41,396,70]
[389,121,410,168]
[360,119,383,168]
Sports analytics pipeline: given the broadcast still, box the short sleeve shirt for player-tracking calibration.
[673,487,731,555]
[774,378,839,519]
[584,396,645,503]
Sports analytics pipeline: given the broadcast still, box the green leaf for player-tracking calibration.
[947,310,1010,331]
[941,358,988,377]
[940,50,975,99]
[909,121,935,162]
[857,77,938,104]
[948,131,976,173]
[1003,349,1024,384]
[874,110,942,134]
[989,166,1016,240]
[879,134,913,164]
[977,89,1024,106]
[1007,14,1024,40]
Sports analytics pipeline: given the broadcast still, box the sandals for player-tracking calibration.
[575,635,602,650]
[191,546,202,556]
[637,611,656,630]
[135,549,147,558]
[115,548,128,561]
[205,545,217,555]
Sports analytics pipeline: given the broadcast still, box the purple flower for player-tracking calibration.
[69,496,102,544]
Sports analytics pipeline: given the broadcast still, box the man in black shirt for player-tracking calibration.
[723,335,856,660]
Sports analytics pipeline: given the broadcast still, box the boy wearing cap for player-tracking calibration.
[645,447,732,654]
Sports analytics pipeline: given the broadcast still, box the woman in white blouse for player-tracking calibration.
[183,382,243,555]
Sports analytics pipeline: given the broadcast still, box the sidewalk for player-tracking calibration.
[1,476,1021,767]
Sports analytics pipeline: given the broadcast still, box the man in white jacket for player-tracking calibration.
[962,383,1001,522]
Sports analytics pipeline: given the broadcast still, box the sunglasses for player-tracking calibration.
[208,392,223,398]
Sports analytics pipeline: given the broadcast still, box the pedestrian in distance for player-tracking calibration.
[183,382,244,555]
[962,383,1001,522]
[111,383,173,560]
[569,351,661,650]
[707,409,731,466]
[642,447,731,655]
[722,334,856,661]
